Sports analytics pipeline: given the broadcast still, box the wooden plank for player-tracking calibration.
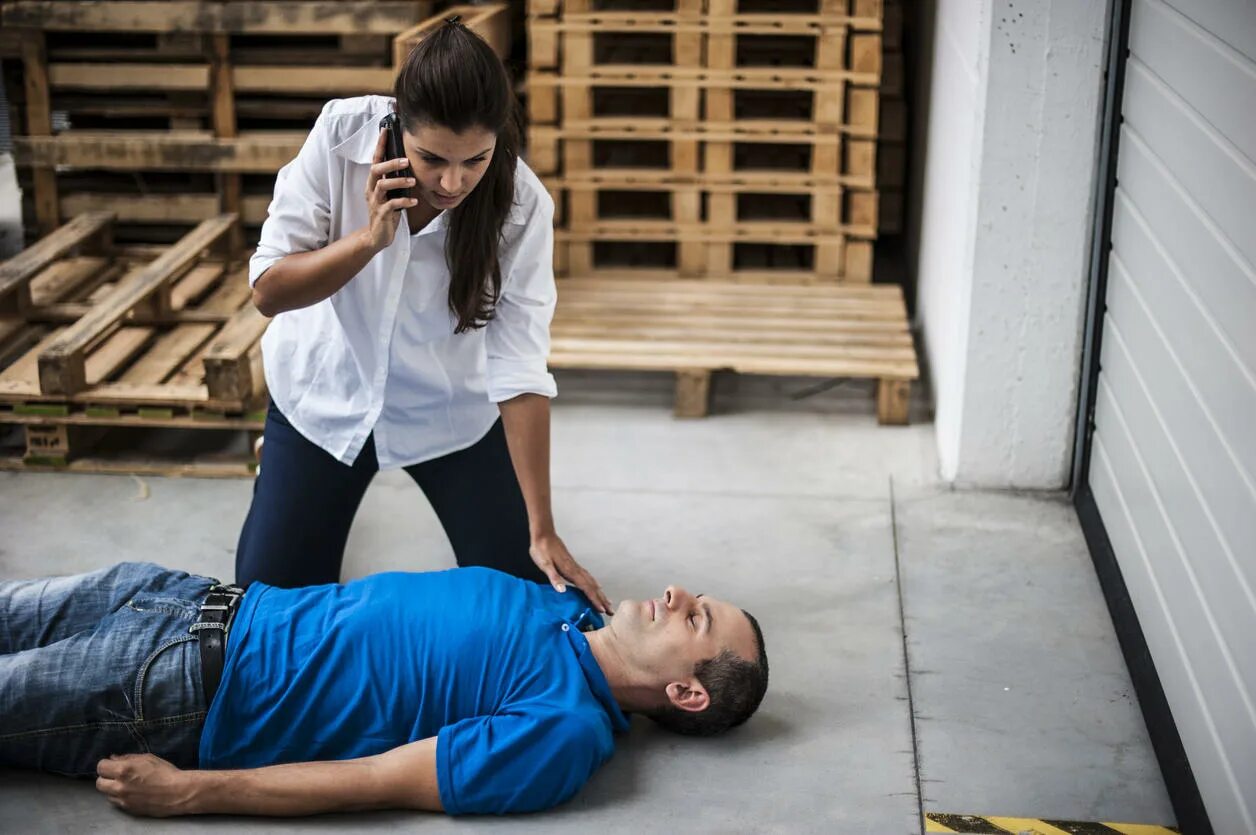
[233,66,393,95]
[61,192,272,226]
[14,133,305,174]
[0,454,256,480]
[555,291,902,312]
[548,348,916,379]
[0,327,64,395]
[553,322,910,346]
[550,336,915,363]
[674,370,710,418]
[556,223,875,244]
[37,216,236,396]
[118,324,216,385]
[19,28,60,238]
[0,3,435,35]
[28,257,119,306]
[25,304,235,326]
[48,63,208,91]
[557,277,904,301]
[171,263,227,310]
[877,378,910,425]
[0,212,114,313]
[524,65,877,90]
[394,4,511,66]
[202,304,268,400]
[84,327,155,385]
[198,267,252,314]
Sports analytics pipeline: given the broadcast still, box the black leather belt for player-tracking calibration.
[189,584,244,707]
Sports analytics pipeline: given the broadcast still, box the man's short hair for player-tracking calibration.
[648,609,768,737]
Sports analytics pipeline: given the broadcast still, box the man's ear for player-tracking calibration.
[665,680,710,714]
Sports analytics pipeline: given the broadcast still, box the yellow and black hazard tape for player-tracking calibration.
[925,813,1179,834]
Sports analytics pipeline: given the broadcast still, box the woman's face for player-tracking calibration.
[402,122,498,212]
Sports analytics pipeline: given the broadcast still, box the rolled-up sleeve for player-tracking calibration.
[484,197,559,403]
[248,103,335,287]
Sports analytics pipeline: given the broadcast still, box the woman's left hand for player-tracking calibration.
[530,533,613,615]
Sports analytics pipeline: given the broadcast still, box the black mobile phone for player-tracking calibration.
[378,112,414,202]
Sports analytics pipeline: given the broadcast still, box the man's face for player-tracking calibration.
[402,123,497,213]
[608,586,759,690]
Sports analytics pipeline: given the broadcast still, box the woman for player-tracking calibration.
[237,19,611,613]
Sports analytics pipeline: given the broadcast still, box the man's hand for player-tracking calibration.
[530,532,614,615]
[96,753,195,817]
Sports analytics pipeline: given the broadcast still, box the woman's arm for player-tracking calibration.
[95,738,442,817]
[252,128,418,317]
[251,229,379,317]
[498,394,613,614]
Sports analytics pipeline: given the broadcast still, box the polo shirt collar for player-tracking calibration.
[565,608,631,733]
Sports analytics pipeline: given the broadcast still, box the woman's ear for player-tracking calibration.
[665,681,711,714]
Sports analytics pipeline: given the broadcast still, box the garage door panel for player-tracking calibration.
[1098,306,1256,674]
[1091,1,1256,829]
[1110,196,1256,478]
[1089,437,1254,835]
[1130,0,1256,164]
[1115,131,1256,370]
[1158,0,1256,63]
[1121,59,1256,266]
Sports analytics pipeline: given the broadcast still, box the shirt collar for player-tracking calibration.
[330,105,389,165]
[565,608,631,733]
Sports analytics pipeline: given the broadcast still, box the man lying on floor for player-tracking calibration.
[0,561,768,817]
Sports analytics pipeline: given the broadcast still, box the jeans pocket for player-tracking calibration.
[134,634,203,722]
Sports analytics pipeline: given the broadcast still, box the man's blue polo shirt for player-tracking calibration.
[198,567,630,814]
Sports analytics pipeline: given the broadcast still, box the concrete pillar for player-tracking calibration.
[911,0,1110,487]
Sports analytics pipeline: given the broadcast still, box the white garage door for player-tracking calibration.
[1086,0,1256,831]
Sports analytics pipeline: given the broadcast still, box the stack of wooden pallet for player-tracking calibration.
[527,1,918,423]
[0,212,269,477]
[0,1,509,246]
[527,0,883,282]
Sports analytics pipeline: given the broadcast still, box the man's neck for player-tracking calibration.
[584,628,654,714]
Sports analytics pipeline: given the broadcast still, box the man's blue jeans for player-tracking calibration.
[0,562,214,776]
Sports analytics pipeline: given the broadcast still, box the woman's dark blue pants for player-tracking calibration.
[234,402,547,588]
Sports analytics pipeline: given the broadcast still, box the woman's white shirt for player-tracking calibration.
[249,95,557,469]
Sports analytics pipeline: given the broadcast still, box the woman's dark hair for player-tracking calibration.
[393,18,521,333]
[648,609,770,737]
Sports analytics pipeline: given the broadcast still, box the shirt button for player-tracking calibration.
[561,624,570,632]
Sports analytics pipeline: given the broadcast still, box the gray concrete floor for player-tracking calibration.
[0,372,1176,833]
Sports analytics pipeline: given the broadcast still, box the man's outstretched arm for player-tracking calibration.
[95,737,443,817]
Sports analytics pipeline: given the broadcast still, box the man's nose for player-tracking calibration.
[664,586,693,610]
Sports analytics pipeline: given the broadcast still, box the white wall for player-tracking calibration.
[913,0,1110,488]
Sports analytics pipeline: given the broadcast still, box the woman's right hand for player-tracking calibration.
[361,128,418,253]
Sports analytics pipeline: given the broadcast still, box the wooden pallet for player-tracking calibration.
[0,213,267,413]
[0,213,270,476]
[3,2,510,242]
[548,277,917,423]
[0,407,264,478]
[528,3,883,72]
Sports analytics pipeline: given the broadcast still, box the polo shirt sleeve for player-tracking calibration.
[436,709,609,815]
[483,196,559,403]
[248,102,336,288]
